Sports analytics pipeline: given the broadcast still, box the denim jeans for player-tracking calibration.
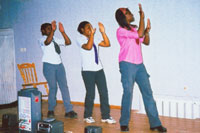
[43,62,73,113]
[81,69,110,119]
[119,61,161,128]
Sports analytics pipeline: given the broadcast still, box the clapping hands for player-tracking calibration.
[51,20,57,31]
[139,3,144,19]
[98,22,105,33]
[59,22,65,33]
[146,18,151,33]
[51,21,66,33]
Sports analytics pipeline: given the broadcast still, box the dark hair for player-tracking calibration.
[77,21,90,34]
[40,23,51,35]
[115,8,132,30]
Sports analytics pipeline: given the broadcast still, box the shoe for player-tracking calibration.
[65,111,78,119]
[120,126,129,132]
[84,117,95,123]
[47,111,54,118]
[101,117,116,124]
[150,125,167,132]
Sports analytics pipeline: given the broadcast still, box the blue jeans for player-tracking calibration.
[119,61,161,128]
[81,69,110,119]
[43,62,73,113]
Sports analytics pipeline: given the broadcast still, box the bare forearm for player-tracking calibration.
[143,32,150,45]
[44,31,54,45]
[82,34,94,50]
[138,17,145,37]
[100,32,110,47]
[61,32,71,45]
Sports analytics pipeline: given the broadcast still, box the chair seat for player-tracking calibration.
[22,82,48,87]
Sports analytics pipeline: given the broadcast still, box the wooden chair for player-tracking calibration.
[17,63,49,97]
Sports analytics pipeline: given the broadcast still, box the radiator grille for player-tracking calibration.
[138,96,200,119]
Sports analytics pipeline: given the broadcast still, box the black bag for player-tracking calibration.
[84,126,102,133]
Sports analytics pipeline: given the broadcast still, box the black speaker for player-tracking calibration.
[84,126,102,133]
[2,113,17,128]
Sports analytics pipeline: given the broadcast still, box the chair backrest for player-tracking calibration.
[17,63,38,84]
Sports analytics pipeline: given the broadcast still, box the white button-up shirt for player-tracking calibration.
[39,36,65,64]
[76,34,103,71]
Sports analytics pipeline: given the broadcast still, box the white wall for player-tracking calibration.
[12,0,200,109]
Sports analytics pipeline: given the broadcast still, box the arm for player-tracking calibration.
[137,3,145,38]
[59,22,71,45]
[98,22,110,47]
[82,25,96,50]
[44,20,56,45]
[143,18,151,45]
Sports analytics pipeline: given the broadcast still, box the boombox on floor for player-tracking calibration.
[37,118,64,133]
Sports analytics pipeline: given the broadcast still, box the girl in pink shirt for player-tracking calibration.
[115,4,167,132]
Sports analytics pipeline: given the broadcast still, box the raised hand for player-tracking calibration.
[51,20,57,31]
[143,18,151,45]
[59,22,65,33]
[146,18,151,33]
[98,22,105,33]
[89,24,96,35]
[139,3,144,19]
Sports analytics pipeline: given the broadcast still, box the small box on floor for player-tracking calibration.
[84,126,102,133]
[2,113,18,128]
[37,118,63,133]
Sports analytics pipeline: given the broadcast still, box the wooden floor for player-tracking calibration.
[0,101,200,133]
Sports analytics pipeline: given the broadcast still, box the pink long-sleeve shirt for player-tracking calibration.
[116,27,144,64]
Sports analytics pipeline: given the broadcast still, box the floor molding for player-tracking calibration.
[0,101,18,109]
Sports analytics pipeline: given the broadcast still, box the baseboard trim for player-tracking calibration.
[0,101,18,109]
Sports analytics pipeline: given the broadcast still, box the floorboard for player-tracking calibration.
[0,101,200,133]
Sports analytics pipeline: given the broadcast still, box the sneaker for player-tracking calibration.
[84,117,95,123]
[65,111,78,119]
[101,117,116,124]
[47,111,54,118]
[150,125,167,132]
[120,126,129,132]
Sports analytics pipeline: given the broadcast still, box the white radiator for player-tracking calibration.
[138,95,200,119]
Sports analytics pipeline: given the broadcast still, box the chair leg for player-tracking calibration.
[44,84,49,96]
